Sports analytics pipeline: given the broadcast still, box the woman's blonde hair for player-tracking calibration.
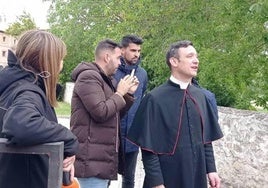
[15,29,66,107]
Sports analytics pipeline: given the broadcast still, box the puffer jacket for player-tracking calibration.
[0,50,78,188]
[70,62,134,180]
[114,58,148,153]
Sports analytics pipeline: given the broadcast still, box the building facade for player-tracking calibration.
[0,30,17,68]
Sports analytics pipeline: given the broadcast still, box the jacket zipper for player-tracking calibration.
[115,113,119,153]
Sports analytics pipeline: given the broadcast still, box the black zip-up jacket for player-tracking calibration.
[0,50,78,188]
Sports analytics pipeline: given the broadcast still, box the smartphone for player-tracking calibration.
[130,69,135,77]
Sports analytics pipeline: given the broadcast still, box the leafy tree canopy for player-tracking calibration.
[46,0,268,110]
[5,11,37,37]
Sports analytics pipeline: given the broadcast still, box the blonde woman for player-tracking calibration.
[0,30,78,188]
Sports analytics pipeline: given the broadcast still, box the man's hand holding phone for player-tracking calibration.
[128,69,139,94]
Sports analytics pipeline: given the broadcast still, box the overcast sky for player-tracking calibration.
[0,0,50,30]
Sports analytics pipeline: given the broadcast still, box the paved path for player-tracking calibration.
[58,117,145,188]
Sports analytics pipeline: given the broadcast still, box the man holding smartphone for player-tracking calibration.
[114,34,148,188]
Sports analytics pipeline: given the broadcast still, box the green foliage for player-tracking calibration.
[55,102,71,116]
[5,11,37,37]
[47,0,268,110]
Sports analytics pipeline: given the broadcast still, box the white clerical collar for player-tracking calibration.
[170,75,190,89]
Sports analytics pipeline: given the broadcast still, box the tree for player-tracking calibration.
[46,0,268,110]
[5,11,37,37]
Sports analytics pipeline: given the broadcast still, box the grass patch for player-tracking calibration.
[55,101,71,116]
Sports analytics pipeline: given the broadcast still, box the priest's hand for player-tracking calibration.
[208,172,221,188]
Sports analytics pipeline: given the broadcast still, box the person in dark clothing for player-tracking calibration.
[192,78,219,119]
[127,40,223,188]
[70,39,139,188]
[114,34,148,188]
[0,30,78,188]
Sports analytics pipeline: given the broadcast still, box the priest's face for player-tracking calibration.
[172,45,199,82]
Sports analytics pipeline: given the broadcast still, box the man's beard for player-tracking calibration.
[126,59,137,65]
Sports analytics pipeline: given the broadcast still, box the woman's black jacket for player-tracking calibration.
[0,50,78,188]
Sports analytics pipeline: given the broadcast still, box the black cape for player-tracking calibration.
[127,80,223,187]
[127,80,223,154]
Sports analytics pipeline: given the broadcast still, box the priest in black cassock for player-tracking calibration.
[127,40,223,188]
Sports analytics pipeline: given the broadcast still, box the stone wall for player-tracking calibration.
[214,107,268,188]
